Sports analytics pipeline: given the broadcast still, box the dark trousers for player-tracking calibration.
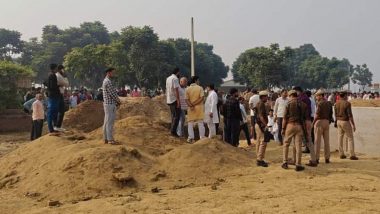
[251,115,257,140]
[31,119,43,140]
[55,94,65,128]
[311,117,315,143]
[224,118,240,147]
[47,97,59,132]
[168,101,181,135]
[277,117,284,143]
[240,123,251,145]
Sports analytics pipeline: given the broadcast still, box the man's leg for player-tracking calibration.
[169,103,177,135]
[295,127,303,166]
[198,121,206,139]
[31,120,36,140]
[255,124,262,155]
[242,123,251,145]
[231,119,240,147]
[177,110,185,137]
[252,115,257,140]
[323,120,330,160]
[36,119,43,139]
[188,121,195,140]
[305,120,317,163]
[56,95,65,128]
[47,98,56,133]
[337,121,346,157]
[172,105,181,135]
[343,121,356,157]
[103,105,109,141]
[314,120,323,161]
[277,117,283,145]
[207,122,216,138]
[107,104,116,141]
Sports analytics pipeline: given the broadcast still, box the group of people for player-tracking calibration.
[165,68,359,171]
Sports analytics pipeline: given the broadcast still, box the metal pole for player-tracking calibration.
[191,17,195,77]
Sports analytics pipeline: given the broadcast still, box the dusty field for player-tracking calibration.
[350,99,380,107]
[0,97,379,214]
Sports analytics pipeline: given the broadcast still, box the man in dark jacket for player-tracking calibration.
[222,88,243,147]
[46,63,60,134]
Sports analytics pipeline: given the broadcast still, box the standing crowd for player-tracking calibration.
[165,68,359,172]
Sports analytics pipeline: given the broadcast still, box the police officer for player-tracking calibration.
[313,89,333,164]
[255,90,270,167]
[281,90,307,171]
[334,90,358,160]
[293,86,318,167]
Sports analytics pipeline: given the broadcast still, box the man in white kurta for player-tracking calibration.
[204,84,219,138]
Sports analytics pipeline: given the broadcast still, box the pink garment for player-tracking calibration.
[131,90,141,97]
[32,100,45,120]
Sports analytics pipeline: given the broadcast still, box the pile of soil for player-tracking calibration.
[350,99,380,107]
[0,112,252,204]
[63,96,170,133]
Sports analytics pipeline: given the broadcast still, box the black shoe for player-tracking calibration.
[281,163,288,169]
[340,155,347,159]
[350,156,359,160]
[302,148,310,154]
[171,133,180,138]
[256,160,269,167]
[325,159,330,164]
[295,165,305,172]
[306,161,318,167]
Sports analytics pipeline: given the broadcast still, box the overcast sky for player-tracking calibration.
[1,0,379,82]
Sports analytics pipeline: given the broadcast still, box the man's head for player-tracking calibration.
[207,84,215,92]
[238,96,245,104]
[305,90,312,98]
[35,93,43,101]
[293,86,303,96]
[172,67,180,78]
[50,63,58,73]
[269,109,274,117]
[315,89,325,101]
[259,90,269,103]
[281,89,288,98]
[288,90,298,99]
[57,64,64,74]
[229,88,239,98]
[191,76,200,85]
[105,67,115,78]
[339,91,348,99]
[180,77,187,87]
[251,89,258,94]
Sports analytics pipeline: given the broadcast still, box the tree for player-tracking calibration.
[232,43,286,89]
[352,64,373,91]
[0,29,23,60]
[64,44,111,89]
[0,61,34,111]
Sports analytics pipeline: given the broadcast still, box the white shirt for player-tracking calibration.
[248,94,260,116]
[268,115,275,132]
[70,95,78,108]
[165,74,180,104]
[310,97,316,118]
[178,86,188,110]
[274,97,288,118]
[204,90,219,124]
[239,103,248,124]
[56,72,69,94]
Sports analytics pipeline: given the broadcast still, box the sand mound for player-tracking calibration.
[63,100,104,132]
[63,97,170,133]
[156,138,254,183]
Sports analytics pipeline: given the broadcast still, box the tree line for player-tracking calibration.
[0,21,373,91]
[0,21,228,89]
[232,43,373,90]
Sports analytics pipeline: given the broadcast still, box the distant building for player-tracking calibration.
[219,79,247,92]
[369,83,380,93]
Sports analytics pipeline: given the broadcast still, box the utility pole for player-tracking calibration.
[191,17,195,77]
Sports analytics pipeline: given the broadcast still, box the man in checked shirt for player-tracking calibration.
[102,67,121,145]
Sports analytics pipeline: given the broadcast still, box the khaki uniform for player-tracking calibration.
[314,100,332,160]
[283,99,307,166]
[255,100,268,161]
[334,100,355,157]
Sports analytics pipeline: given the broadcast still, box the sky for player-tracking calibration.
[1,0,379,83]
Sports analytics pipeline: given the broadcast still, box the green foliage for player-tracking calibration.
[352,64,373,91]
[0,28,23,60]
[0,61,34,110]
[233,43,354,90]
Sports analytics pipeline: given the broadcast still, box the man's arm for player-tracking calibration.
[347,103,356,132]
[108,82,121,105]
[175,87,180,108]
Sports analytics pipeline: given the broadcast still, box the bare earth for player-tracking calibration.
[0,98,379,214]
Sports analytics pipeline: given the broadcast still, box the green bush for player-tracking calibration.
[0,61,34,111]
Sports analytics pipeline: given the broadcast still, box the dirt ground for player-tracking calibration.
[0,98,379,214]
